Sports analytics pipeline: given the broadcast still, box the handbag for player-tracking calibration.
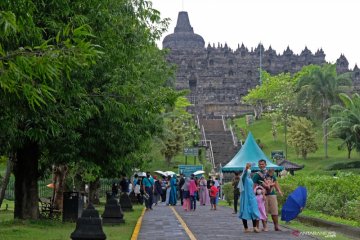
[143,192,149,200]
[134,184,141,194]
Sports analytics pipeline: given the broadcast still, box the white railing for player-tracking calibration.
[208,140,215,168]
[221,115,227,131]
[196,115,200,129]
[229,125,238,147]
[200,122,215,170]
[200,139,215,169]
[201,125,207,144]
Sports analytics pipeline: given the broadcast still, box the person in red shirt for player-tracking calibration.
[209,181,218,210]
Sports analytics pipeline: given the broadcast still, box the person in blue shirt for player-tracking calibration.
[142,172,154,210]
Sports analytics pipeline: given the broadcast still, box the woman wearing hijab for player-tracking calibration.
[239,163,260,233]
[199,176,210,205]
[169,174,177,205]
[189,174,198,211]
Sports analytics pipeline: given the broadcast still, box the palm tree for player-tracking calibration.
[326,93,360,158]
[296,64,352,158]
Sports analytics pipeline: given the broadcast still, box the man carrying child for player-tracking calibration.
[253,159,283,231]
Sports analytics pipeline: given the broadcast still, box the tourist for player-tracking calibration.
[231,172,240,214]
[182,177,190,211]
[239,163,260,233]
[207,176,212,189]
[214,177,220,204]
[133,174,142,204]
[169,174,178,205]
[161,175,167,202]
[111,182,118,197]
[142,172,154,210]
[189,174,198,211]
[254,185,268,231]
[120,175,129,194]
[253,159,283,231]
[209,180,218,210]
[165,175,171,205]
[199,176,210,205]
[153,176,162,206]
[178,173,185,205]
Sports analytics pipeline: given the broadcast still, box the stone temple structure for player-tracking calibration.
[163,11,360,116]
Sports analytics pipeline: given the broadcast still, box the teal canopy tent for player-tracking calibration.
[221,132,283,172]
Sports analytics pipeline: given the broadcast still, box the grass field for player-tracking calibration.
[142,115,360,175]
[232,116,360,175]
[0,199,143,240]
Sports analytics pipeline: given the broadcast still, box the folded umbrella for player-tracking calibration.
[165,171,176,177]
[135,172,146,177]
[154,170,167,176]
[193,170,205,175]
[281,186,307,222]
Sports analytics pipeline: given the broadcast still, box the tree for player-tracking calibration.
[159,96,194,167]
[295,64,352,158]
[65,0,177,203]
[287,117,318,159]
[0,1,100,219]
[243,71,297,118]
[243,71,297,156]
[326,93,360,159]
[1,0,177,217]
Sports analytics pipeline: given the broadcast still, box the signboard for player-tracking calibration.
[183,147,199,156]
[178,165,203,178]
[271,150,284,159]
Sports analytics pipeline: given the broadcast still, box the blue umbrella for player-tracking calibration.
[281,186,307,222]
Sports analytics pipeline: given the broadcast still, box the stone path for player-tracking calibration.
[137,202,316,240]
[137,202,189,240]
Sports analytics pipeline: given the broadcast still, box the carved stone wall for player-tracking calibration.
[163,12,360,116]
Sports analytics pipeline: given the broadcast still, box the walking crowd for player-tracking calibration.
[125,172,221,212]
[115,158,283,234]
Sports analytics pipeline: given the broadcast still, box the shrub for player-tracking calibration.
[222,182,234,206]
[278,172,360,221]
[344,197,360,221]
[326,161,360,170]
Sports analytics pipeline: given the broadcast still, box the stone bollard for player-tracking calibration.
[102,197,125,224]
[119,193,133,211]
[70,203,106,240]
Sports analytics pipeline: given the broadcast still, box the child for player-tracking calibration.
[263,169,283,196]
[254,185,268,231]
[209,181,218,210]
[261,169,275,195]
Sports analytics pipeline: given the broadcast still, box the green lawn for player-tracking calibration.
[144,115,360,175]
[233,116,360,175]
[0,199,143,240]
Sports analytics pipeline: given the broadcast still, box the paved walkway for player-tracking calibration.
[137,202,316,240]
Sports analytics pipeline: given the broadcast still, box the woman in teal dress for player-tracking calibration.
[169,174,177,205]
[238,163,260,232]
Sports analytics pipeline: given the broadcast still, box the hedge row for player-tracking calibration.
[222,172,360,222]
[278,172,360,221]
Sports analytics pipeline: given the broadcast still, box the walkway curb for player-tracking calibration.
[130,207,146,240]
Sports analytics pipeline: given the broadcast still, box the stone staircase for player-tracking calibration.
[200,118,241,169]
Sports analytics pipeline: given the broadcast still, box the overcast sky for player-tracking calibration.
[151,0,360,69]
